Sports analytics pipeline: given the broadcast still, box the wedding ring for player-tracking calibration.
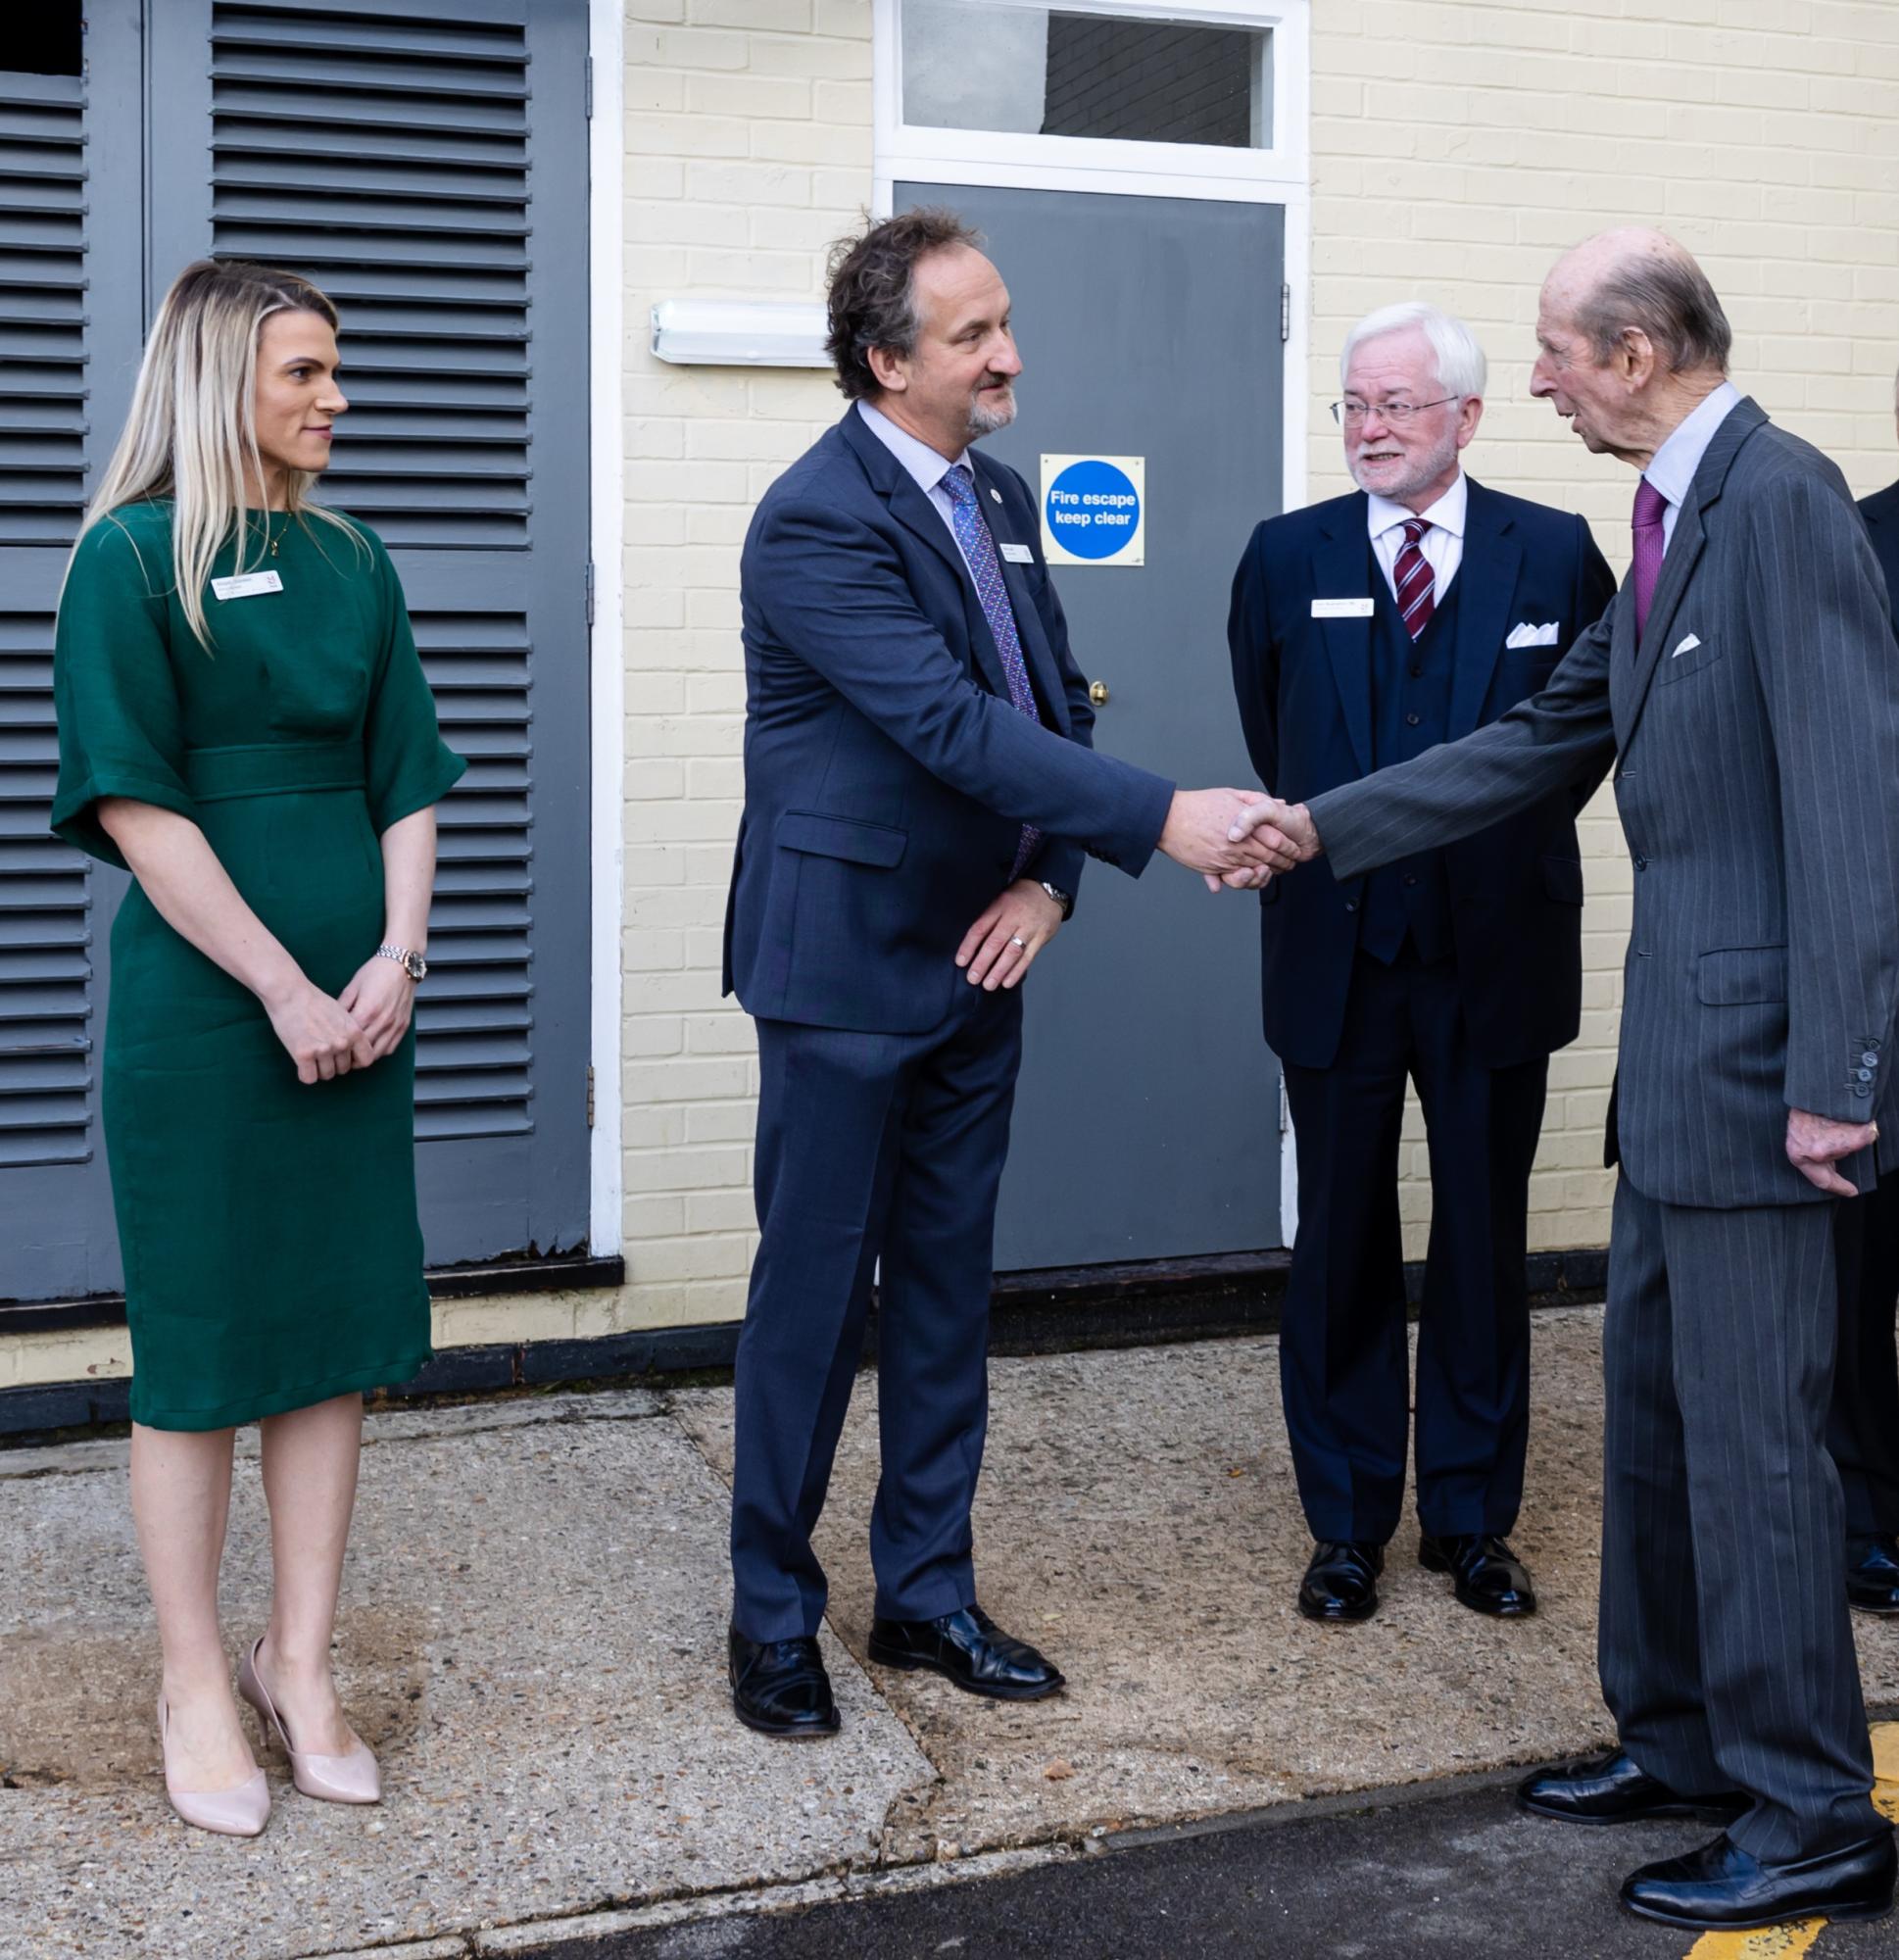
[1009,934,1027,949]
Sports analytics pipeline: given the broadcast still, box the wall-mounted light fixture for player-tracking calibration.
[649,299,830,368]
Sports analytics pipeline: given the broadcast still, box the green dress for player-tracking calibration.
[50,501,465,1430]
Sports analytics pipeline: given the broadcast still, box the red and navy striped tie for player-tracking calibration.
[1394,516,1435,640]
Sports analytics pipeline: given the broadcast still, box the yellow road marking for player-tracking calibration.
[1871,1720,1899,1795]
[1683,1928,1825,1959]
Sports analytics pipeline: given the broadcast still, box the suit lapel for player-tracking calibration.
[1315,511,1376,776]
[1617,396,1767,747]
[839,408,1012,699]
[1447,479,1521,739]
[1607,580,1638,744]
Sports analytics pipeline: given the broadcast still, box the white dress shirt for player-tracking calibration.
[1366,472,1468,607]
[855,399,977,575]
[1640,378,1743,553]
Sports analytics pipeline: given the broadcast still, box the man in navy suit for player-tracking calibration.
[1835,429,1899,1615]
[1228,304,1616,1626]
[721,209,1282,1737]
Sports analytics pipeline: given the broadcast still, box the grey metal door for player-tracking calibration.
[0,0,594,1302]
[897,182,1285,1268]
[0,1,145,1299]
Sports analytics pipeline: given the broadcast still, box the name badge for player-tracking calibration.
[998,542,1035,564]
[1311,597,1375,619]
[211,570,284,602]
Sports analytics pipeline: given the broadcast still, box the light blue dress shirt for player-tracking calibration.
[1642,378,1743,553]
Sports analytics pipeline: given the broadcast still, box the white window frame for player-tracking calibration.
[873,0,1311,519]
[587,0,626,1259]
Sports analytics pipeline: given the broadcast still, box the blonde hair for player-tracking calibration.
[73,258,362,648]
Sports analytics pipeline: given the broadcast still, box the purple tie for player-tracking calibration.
[1631,477,1668,641]
[943,465,1042,879]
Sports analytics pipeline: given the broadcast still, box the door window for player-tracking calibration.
[902,4,1272,149]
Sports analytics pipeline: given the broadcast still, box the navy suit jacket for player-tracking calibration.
[724,408,1177,1035]
[1227,477,1617,1070]
[1860,479,1899,639]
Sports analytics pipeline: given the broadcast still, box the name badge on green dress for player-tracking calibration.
[211,570,284,601]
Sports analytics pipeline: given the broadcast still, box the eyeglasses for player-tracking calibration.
[1330,396,1460,427]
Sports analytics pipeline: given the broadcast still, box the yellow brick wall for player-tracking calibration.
[1308,0,1899,1257]
[613,0,875,1332]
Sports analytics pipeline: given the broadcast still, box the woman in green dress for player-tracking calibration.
[51,260,464,1837]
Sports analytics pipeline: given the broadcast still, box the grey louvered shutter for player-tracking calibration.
[0,11,144,1302]
[142,0,593,1266]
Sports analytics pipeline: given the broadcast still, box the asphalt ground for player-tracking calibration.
[520,1777,1899,1960]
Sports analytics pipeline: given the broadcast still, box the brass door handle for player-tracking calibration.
[1089,680,1110,707]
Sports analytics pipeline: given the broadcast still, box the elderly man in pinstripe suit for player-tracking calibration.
[1233,231,1899,1934]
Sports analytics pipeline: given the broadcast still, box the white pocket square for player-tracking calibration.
[1506,620,1560,649]
[1672,633,1701,659]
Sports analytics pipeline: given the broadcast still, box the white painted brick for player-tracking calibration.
[813,78,872,124]
[684,160,814,208]
[746,119,871,169]
[652,26,748,71]
[747,30,872,79]
[690,0,811,30]
[685,72,812,120]
[628,113,753,160]
[687,1189,759,1234]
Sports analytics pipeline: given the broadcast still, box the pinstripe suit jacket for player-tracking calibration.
[1308,397,1899,1209]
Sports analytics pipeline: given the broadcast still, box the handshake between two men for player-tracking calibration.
[955,788,1320,991]
[1200,794,1319,894]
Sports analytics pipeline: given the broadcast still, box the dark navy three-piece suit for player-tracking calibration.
[723,406,1175,1642]
[1832,478,1899,1547]
[1228,477,1616,1544]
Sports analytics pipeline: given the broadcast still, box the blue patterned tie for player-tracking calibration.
[942,464,1042,878]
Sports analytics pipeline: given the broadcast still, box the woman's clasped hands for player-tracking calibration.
[264,977,374,1084]
[265,954,414,1084]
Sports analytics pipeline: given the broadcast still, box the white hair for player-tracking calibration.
[1339,302,1487,402]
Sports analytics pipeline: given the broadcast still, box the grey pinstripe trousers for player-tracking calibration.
[1601,1176,1882,1859]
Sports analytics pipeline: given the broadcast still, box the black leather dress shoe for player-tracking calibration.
[1297,1540,1383,1623]
[1419,1532,1536,1616]
[1847,1533,1899,1613]
[866,1604,1065,1700]
[728,1626,840,1738]
[1622,1828,1897,1930]
[1517,1749,1748,1827]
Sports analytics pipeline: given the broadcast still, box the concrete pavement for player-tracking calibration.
[4,1305,1898,1958]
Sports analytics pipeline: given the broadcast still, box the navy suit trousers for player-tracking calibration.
[730,984,1023,1642]
[1280,948,1546,1542]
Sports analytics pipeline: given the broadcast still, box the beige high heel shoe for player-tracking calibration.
[237,1637,381,1804]
[157,1694,270,1837]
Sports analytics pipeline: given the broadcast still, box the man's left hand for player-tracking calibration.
[957,880,1064,991]
[1786,1106,1879,1197]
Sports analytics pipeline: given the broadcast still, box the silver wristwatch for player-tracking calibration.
[375,942,427,982]
[1038,880,1074,920]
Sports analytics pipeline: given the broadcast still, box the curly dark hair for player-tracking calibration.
[824,208,985,402]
